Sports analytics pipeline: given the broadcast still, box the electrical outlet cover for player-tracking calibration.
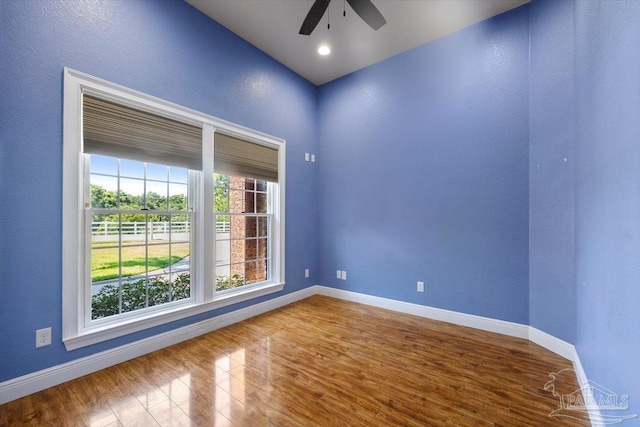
[36,327,52,347]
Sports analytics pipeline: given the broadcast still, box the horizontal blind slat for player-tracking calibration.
[214,133,278,182]
[83,95,202,170]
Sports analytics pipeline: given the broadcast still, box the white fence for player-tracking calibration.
[92,220,230,237]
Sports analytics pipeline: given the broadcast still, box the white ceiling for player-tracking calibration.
[186,0,530,86]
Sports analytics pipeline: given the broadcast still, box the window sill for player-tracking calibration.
[63,282,285,351]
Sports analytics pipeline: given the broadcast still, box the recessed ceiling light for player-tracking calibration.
[318,45,331,56]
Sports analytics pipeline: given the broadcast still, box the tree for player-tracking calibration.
[214,174,230,213]
[169,193,187,211]
[90,185,188,222]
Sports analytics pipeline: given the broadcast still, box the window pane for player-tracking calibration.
[169,167,188,184]
[172,242,190,270]
[229,190,245,213]
[149,217,165,241]
[92,213,117,241]
[215,268,231,290]
[244,191,256,214]
[256,193,267,213]
[91,154,118,176]
[230,215,245,240]
[229,176,245,190]
[121,278,147,313]
[255,180,267,192]
[120,159,144,178]
[214,174,230,213]
[169,183,188,211]
[230,263,246,286]
[147,163,168,181]
[147,181,168,210]
[257,217,267,237]
[147,275,170,307]
[91,247,116,283]
[91,282,120,320]
[217,270,241,291]
[90,176,118,209]
[257,238,268,260]
[170,272,191,302]
[149,213,169,244]
[120,244,147,277]
[119,178,144,210]
[245,239,258,261]
[173,213,189,223]
[147,244,170,275]
[170,220,190,244]
[256,259,268,282]
[245,261,258,284]
[216,214,230,232]
[245,216,257,238]
[230,238,246,265]
[216,236,231,269]
[121,217,147,247]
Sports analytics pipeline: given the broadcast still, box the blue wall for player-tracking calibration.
[529,0,639,416]
[317,6,530,323]
[0,0,318,381]
[528,0,576,343]
[574,0,640,417]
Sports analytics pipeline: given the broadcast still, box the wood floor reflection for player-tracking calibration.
[0,295,588,426]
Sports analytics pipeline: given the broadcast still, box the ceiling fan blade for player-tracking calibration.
[346,0,386,30]
[299,0,331,35]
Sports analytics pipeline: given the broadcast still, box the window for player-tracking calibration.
[63,68,285,350]
[212,132,279,293]
[89,155,193,321]
[214,174,271,291]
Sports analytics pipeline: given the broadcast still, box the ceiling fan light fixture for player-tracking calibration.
[318,45,331,55]
[299,0,386,36]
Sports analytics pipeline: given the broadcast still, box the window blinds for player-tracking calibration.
[83,95,203,170]
[214,133,279,182]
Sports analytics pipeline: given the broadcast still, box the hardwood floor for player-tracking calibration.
[1,295,589,426]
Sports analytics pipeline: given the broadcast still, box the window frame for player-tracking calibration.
[62,68,285,351]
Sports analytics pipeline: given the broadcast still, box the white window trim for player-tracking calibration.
[63,68,286,351]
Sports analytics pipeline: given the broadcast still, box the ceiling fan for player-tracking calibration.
[299,0,386,35]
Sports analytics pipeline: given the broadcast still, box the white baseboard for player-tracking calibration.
[1,282,600,427]
[528,326,576,360]
[0,286,315,404]
[571,347,605,427]
[528,327,604,425]
[315,286,530,339]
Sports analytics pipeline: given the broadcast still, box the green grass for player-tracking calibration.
[91,241,189,282]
